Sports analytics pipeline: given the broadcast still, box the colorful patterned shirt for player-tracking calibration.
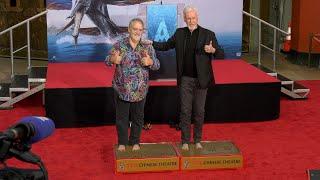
[105,37,160,102]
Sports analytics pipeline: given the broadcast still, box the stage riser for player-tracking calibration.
[116,158,180,173]
[207,83,281,121]
[181,156,243,170]
[45,83,280,128]
[114,141,243,173]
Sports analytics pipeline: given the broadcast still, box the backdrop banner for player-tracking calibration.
[47,0,243,78]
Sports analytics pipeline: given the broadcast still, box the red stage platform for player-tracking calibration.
[46,60,278,88]
[45,60,280,127]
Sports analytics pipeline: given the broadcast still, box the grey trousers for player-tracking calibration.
[114,91,146,145]
[180,76,208,144]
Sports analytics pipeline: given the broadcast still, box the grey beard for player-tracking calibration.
[188,25,198,32]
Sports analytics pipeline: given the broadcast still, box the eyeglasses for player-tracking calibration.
[131,27,144,32]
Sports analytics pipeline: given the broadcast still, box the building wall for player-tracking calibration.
[291,0,320,53]
[248,0,260,53]
[248,0,292,53]
[0,0,47,58]
[268,0,292,50]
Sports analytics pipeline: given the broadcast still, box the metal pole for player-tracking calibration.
[10,30,14,78]
[243,10,290,70]
[27,21,31,69]
[0,10,48,36]
[273,29,277,71]
[243,11,289,35]
[258,21,261,65]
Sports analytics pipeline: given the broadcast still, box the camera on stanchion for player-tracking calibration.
[0,116,55,180]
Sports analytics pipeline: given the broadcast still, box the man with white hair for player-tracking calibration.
[150,5,224,150]
[106,18,160,152]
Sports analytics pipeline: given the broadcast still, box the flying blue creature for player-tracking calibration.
[58,0,154,44]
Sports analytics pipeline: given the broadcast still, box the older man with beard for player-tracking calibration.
[105,18,160,152]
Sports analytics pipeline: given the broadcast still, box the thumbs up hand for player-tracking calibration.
[141,39,153,45]
[141,50,153,66]
[110,49,122,65]
[204,40,216,54]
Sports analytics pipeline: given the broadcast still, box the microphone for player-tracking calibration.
[0,117,53,180]
[3,116,55,144]
[19,116,55,144]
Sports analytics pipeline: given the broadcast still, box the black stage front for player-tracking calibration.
[45,60,281,128]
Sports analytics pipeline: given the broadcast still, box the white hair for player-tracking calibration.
[183,5,198,16]
[129,18,144,29]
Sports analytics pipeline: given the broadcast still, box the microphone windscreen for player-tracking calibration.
[19,116,55,144]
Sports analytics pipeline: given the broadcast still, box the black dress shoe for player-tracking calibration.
[175,124,181,131]
[169,124,175,128]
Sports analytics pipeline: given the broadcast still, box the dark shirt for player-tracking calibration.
[183,27,199,78]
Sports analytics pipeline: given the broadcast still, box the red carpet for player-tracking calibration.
[213,60,279,84]
[1,80,319,180]
[45,60,278,89]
